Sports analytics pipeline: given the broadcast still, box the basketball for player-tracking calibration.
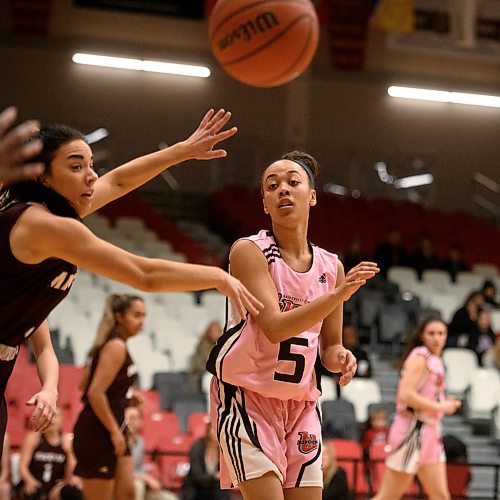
[209,0,319,88]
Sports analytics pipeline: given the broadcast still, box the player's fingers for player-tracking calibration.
[232,293,246,321]
[211,110,232,133]
[0,107,17,136]
[2,120,40,153]
[242,290,263,317]
[199,108,215,129]
[202,149,228,160]
[213,126,238,143]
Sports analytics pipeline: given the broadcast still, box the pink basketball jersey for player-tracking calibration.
[206,230,339,401]
[398,346,446,421]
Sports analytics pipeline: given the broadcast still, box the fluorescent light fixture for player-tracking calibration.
[388,86,500,108]
[73,53,210,78]
[374,161,394,184]
[394,173,434,189]
[85,127,108,145]
[323,183,347,196]
[473,171,499,193]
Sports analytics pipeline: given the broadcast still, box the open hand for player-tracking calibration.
[217,272,264,321]
[181,108,237,161]
[336,261,379,302]
[0,107,44,186]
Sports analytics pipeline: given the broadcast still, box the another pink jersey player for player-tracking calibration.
[373,317,461,500]
[207,151,379,500]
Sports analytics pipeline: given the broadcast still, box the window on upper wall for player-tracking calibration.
[73,0,205,19]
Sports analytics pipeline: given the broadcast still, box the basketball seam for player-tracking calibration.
[221,14,313,66]
[209,0,315,39]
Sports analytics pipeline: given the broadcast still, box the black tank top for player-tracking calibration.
[29,434,67,493]
[83,335,138,424]
[0,202,77,395]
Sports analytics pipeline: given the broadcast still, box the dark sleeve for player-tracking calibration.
[186,440,215,487]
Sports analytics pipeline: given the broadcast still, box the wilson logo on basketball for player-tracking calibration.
[297,431,318,454]
[218,11,279,50]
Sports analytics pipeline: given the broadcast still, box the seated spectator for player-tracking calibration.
[17,409,82,500]
[0,434,10,500]
[342,323,372,378]
[125,406,178,500]
[373,228,408,278]
[361,408,389,453]
[481,279,499,308]
[342,237,366,273]
[189,321,223,392]
[316,323,372,399]
[410,235,440,280]
[440,243,468,282]
[181,423,229,500]
[447,291,484,348]
[468,308,496,365]
[322,440,351,500]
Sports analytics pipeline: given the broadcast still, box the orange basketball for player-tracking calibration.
[209,0,319,88]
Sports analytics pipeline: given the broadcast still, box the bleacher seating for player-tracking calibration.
[443,348,479,399]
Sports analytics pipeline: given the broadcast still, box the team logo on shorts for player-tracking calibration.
[297,431,318,454]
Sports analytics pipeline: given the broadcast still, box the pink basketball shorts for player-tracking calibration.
[210,377,323,489]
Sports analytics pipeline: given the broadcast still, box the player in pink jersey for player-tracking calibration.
[373,316,461,500]
[207,151,379,500]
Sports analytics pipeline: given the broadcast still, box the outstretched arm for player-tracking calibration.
[84,108,237,216]
[12,206,262,320]
[0,106,43,186]
[230,240,379,344]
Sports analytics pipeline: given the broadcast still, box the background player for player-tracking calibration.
[372,316,461,500]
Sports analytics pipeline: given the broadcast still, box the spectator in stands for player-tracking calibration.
[322,440,350,500]
[0,106,43,186]
[181,422,229,500]
[373,228,407,278]
[189,321,223,392]
[440,243,468,282]
[409,235,440,281]
[342,323,372,378]
[447,291,484,348]
[316,323,372,399]
[372,316,461,500]
[342,237,366,273]
[361,408,389,453]
[0,434,10,500]
[17,408,82,499]
[125,406,177,500]
[469,308,496,365]
[481,279,499,308]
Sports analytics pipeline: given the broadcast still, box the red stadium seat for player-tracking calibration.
[331,439,368,494]
[142,411,180,452]
[156,433,194,491]
[187,412,210,441]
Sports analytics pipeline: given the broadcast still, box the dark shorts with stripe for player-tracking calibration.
[73,406,130,479]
